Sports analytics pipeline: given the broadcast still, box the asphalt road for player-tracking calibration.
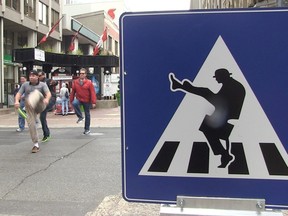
[0,127,121,216]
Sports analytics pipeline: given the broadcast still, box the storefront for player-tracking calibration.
[12,48,119,105]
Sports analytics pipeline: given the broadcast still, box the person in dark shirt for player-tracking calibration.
[14,70,51,153]
[38,71,58,142]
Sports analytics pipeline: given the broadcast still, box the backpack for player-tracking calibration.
[65,90,69,99]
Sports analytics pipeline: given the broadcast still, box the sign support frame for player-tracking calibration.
[160,196,284,215]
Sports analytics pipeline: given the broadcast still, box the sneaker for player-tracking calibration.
[16,128,24,132]
[76,117,84,124]
[83,130,90,135]
[41,135,51,143]
[18,108,27,119]
[31,146,40,153]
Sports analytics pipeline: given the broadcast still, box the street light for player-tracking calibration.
[22,67,27,75]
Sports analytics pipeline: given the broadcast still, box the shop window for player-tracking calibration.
[17,33,28,47]
[4,30,14,55]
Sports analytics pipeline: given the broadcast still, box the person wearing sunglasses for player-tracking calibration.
[70,68,96,135]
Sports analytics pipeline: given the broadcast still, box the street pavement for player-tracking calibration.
[0,108,287,216]
[0,107,161,216]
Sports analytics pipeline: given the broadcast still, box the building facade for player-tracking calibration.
[193,0,288,9]
[0,0,62,108]
[0,0,121,108]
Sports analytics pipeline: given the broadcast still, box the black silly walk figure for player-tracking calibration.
[169,68,246,168]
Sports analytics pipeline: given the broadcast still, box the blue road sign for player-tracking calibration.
[120,8,288,207]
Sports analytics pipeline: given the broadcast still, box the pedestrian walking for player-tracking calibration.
[70,68,96,135]
[38,71,58,142]
[14,70,51,153]
[15,76,27,132]
[60,83,69,115]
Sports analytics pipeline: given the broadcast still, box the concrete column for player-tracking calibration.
[27,31,37,48]
[89,44,94,55]
[52,41,61,53]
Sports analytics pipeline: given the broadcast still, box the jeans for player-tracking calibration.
[18,99,25,130]
[61,97,69,114]
[72,98,91,131]
[40,97,56,137]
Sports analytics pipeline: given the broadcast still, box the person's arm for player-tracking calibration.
[90,82,97,108]
[42,83,52,105]
[14,84,25,109]
[69,81,76,103]
[14,92,21,109]
[43,91,52,105]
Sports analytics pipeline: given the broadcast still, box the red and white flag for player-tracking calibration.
[69,25,83,51]
[93,28,108,56]
[108,8,116,20]
[38,16,64,46]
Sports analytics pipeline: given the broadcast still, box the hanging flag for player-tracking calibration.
[93,28,108,56]
[69,24,83,51]
[108,8,116,20]
[38,15,64,46]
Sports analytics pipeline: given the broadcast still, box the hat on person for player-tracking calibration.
[29,70,39,76]
[213,68,232,78]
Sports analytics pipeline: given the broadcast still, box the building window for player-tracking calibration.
[115,40,118,56]
[6,0,20,11]
[38,2,48,25]
[24,0,36,19]
[108,36,112,52]
[51,10,60,32]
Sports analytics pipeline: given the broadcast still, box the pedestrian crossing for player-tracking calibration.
[142,141,288,177]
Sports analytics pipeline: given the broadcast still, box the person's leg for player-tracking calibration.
[18,100,26,130]
[83,103,91,131]
[39,98,53,138]
[61,99,65,115]
[18,116,25,129]
[25,102,38,144]
[40,109,49,137]
[72,98,83,119]
[64,99,68,114]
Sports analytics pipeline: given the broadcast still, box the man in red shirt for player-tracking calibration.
[70,68,97,135]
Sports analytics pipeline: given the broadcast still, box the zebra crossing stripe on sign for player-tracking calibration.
[139,36,288,180]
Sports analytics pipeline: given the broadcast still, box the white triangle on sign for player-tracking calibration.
[139,36,288,180]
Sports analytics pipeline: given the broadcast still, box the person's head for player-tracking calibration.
[29,70,39,84]
[79,68,87,79]
[213,68,232,83]
[62,83,66,88]
[20,76,27,84]
[38,71,46,81]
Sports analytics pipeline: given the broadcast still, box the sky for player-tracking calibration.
[123,0,191,12]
